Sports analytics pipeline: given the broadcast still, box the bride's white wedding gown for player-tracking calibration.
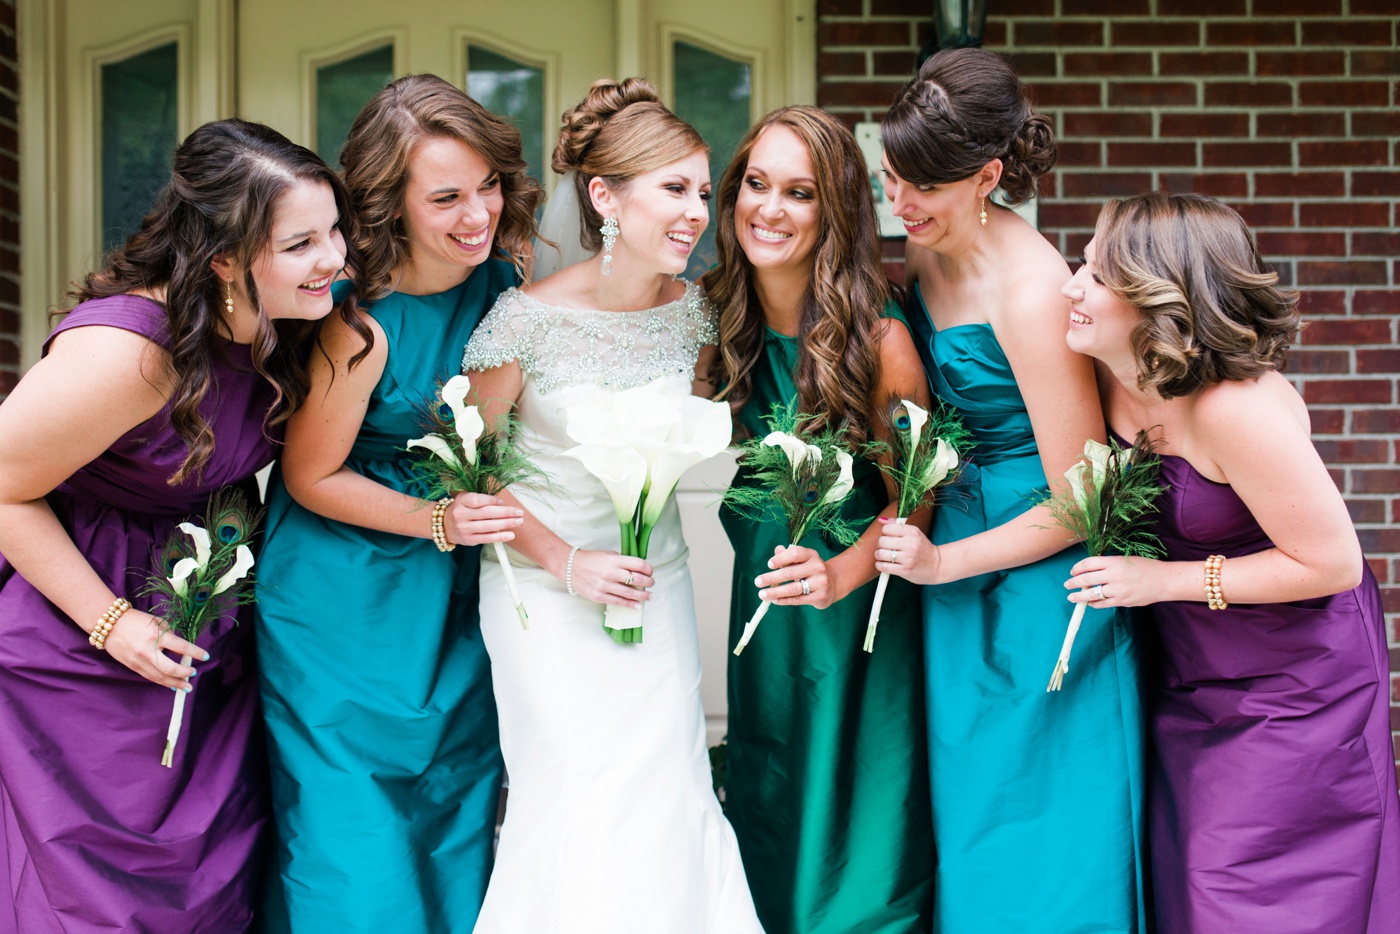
[462,281,763,934]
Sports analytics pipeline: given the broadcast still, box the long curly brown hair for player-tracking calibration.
[1094,191,1300,399]
[701,106,887,445]
[71,119,361,485]
[338,73,543,355]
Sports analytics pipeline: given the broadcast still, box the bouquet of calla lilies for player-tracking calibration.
[407,374,546,628]
[143,489,262,767]
[864,398,971,653]
[723,403,863,656]
[561,377,732,644]
[1042,433,1166,691]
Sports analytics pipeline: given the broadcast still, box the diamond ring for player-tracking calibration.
[800,578,811,596]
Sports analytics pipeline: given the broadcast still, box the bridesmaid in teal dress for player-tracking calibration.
[705,107,934,933]
[254,75,542,931]
[876,50,1148,932]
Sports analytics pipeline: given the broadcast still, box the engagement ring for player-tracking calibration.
[1092,583,1105,601]
[625,571,635,587]
[800,578,811,596]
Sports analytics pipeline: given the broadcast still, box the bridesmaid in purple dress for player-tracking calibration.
[0,120,356,932]
[1061,190,1400,933]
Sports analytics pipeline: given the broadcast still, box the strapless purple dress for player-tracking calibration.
[1147,451,1400,933]
[0,296,275,932]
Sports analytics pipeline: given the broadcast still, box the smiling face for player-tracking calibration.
[598,150,711,277]
[398,135,503,288]
[245,178,347,322]
[733,125,821,276]
[1062,237,1141,362]
[880,156,989,254]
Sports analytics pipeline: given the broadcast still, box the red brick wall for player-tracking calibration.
[0,0,16,397]
[817,0,1400,775]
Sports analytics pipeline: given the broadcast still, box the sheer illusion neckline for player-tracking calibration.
[507,280,700,316]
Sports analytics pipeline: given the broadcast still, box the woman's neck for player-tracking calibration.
[589,254,681,311]
[752,263,809,336]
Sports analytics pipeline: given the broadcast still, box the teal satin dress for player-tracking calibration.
[721,309,935,934]
[909,284,1148,933]
[254,262,516,933]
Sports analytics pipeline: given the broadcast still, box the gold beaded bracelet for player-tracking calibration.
[431,497,456,552]
[89,597,132,651]
[1204,554,1228,610]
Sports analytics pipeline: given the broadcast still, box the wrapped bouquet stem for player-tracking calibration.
[143,489,262,766]
[1042,433,1166,691]
[864,398,970,653]
[407,375,548,628]
[724,403,864,656]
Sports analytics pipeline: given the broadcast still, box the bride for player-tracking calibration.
[462,78,763,933]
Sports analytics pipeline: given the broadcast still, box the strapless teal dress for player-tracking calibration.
[909,284,1149,933]
[254,262,516,932]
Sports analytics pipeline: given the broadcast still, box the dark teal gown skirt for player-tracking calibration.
[908,284,1149,933]
[254,264,516,932]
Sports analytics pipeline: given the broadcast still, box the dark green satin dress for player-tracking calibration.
[720,310,935,934]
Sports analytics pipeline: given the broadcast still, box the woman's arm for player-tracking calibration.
[881,259,1102,585]
[0,326,203,688]
[280,310,522,546]
[758,318,933,607]
[1067,375,1364,606]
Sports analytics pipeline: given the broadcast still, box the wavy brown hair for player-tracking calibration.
[551,77,706,252]
[881,47,1056,205]
[701,107,887,446]
[72,119,360,485]
[339,73,543,329]
[1094,191,1300,399]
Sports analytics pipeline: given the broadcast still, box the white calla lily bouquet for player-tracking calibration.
[723,403,864,656]
[143,489,262,766]
[406,374,548,628]
[863,398,971,653]
[1041,433,1166,691]
[561,378,733,644]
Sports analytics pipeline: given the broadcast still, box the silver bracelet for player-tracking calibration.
[565,546,580,596]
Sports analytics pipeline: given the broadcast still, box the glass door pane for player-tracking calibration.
[672,40,751,279]
[466,46,546,187]
[101,42,179,251]
[316,45,394,167]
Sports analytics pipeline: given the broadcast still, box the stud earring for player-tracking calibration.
[600,215,619,276]
[224,280,235,315]
[979,197,987,227]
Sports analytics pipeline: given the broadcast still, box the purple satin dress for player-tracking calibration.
[1148,452,1400,933]
[0,296,275,933]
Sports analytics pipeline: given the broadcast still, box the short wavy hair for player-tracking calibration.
[1093,191,1300,398]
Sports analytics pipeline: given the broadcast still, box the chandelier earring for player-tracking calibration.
[600,215,620,276]
[979,197,988,227]
[224,280,235,316]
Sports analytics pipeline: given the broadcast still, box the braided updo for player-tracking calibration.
[881,48,1055,205]
[551,77,706,252]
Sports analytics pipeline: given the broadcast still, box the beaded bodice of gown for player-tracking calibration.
[462,280,716,568]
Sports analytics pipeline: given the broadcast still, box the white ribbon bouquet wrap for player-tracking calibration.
[561,378,732,644]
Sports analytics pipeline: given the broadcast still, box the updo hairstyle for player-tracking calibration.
[1094,190,1300,398]
[881,47,1055,205]
[551,77,706,252]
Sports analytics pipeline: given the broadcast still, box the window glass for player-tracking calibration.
[672,41,751,279]
[101,42,178,251]
[467,46,545,187]
[316,45,394,167]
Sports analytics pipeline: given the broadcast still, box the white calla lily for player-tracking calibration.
[439,375,485,465]
[901,399,929,451]
[1084,439,1112,487]
[641,395,732,527]
[177,522,211,568]
[763,431,822,475]
[1065,439,1114,511]
[168,557,199,596]
[562,445,649,526]
[406,434,461,467]
[823,449,856,505]
[1064,461,1089,511]
[212,545,255,595]
[923,438,959,488]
